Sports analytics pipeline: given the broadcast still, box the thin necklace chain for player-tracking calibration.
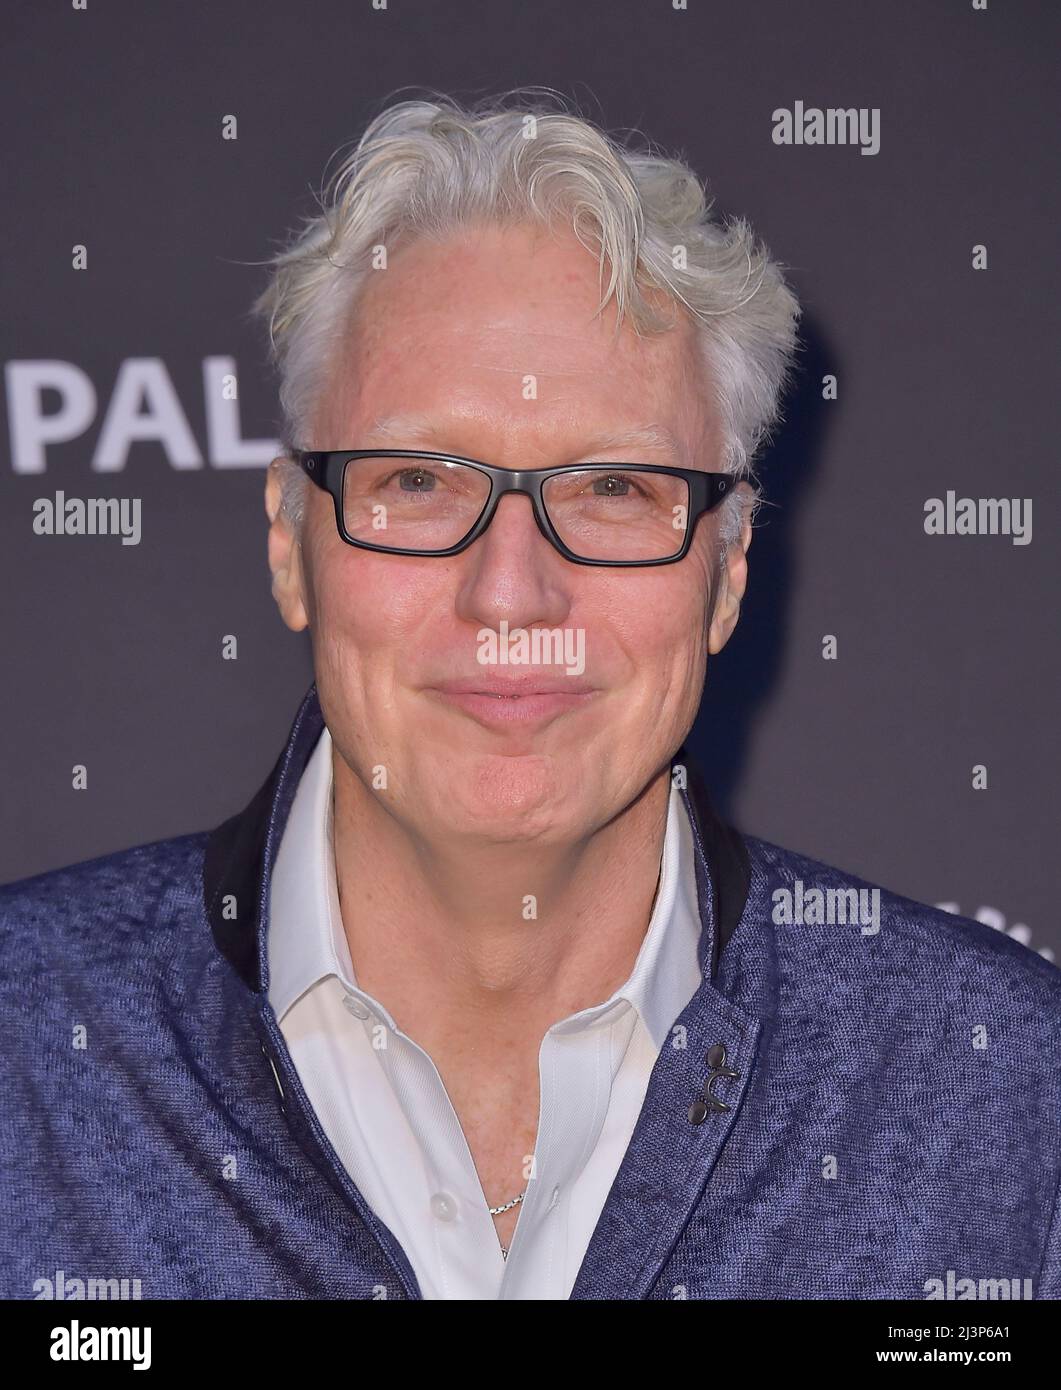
[492,1189,526,1261]
[488,1190,526,1217]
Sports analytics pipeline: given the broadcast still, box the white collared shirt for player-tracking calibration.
[267,727,703,1299]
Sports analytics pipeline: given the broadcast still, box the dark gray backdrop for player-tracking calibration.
[2,0,1057,960]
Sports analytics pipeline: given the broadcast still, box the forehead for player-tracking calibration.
[367,410,687,456]
[318,223,713,455]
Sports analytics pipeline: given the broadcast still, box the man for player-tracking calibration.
[2,93,1059,1302]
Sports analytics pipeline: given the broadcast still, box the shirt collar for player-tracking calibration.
[267,725,351,1023]
[267,723,703,1049]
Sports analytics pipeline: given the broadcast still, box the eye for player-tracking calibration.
[398,469,437,492]
[592,474,632,497]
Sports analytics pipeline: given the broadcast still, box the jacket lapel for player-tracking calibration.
[204,684,325,990]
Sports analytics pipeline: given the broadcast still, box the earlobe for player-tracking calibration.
[707,587,740,656]
[271,535,310,633]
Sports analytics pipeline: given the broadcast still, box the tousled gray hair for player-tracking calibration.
[250,88,801,545]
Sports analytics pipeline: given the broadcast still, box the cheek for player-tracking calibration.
[596,559,713,684]
[306,547,453,674]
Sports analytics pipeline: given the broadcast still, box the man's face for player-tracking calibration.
[268,221,749,847]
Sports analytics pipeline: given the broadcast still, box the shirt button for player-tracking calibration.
[343,994,371,1020]
[430,1193,458,1222]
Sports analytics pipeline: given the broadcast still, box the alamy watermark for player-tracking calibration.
[772,101,880,156]
[923,1269,1033,1300]
[924,492,1032,545]
[771,878,881,935]
[32,491,142,545]
[476,620,585,677]
[49,1320,151,1370]
[34,1268,142,1300]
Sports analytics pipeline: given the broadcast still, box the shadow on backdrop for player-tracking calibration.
[688,312,832,821]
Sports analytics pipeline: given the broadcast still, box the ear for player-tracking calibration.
[265,458,309,633]
[707,484,754,656]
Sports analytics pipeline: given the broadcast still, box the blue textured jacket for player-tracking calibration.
[2,685,1059,1300]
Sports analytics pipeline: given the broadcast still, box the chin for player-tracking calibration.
[427,749,579,843]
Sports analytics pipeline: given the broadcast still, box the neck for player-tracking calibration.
[330,754,673,1052]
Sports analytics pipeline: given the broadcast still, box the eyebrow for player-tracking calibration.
[365,412,683,456]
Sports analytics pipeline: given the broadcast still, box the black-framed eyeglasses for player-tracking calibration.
[292,449,733,567]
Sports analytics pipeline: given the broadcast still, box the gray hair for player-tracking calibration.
[250,88,801,546]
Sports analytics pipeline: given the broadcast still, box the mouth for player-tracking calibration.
[426,680,599,729]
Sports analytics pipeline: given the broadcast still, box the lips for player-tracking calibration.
[426,676,598,727]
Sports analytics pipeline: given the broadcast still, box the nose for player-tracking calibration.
[453,491,573,634]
